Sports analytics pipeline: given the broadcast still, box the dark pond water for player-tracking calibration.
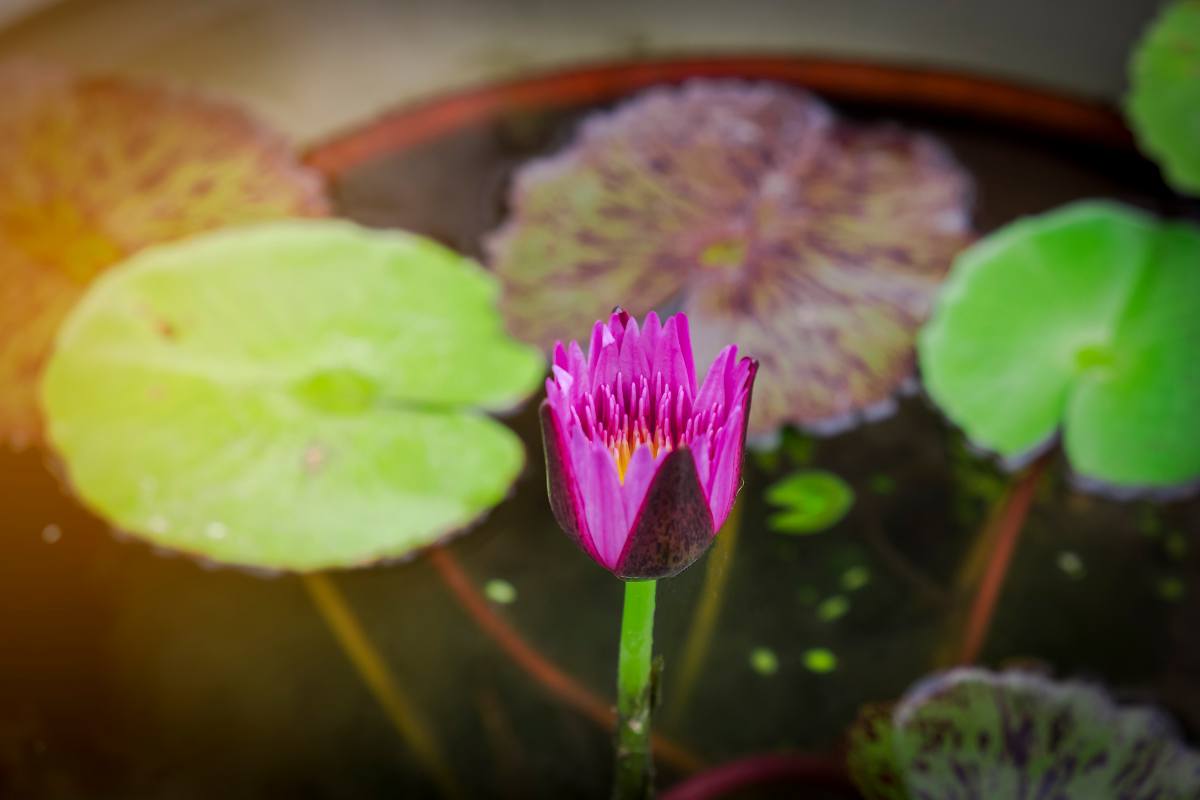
[2,74,1199,799]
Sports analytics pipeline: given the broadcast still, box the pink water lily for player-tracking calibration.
[540,310,757,579]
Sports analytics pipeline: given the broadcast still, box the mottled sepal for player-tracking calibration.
[615,447,715,579]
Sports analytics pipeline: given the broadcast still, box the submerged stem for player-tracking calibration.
[427,547,703,773]
[614,579,658,799]
[938,453,1050,666]
[302,573,461,798]
[667,501,742,726]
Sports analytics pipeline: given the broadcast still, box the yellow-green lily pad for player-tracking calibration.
[919,201,1200,493]
[40,221,545,571]
[0,63,329,446]
[766,469,854,534]
[1127,0,1200,196]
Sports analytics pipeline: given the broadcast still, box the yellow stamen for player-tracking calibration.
[612,434,668,483]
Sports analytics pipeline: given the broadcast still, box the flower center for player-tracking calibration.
[610,429,670,483]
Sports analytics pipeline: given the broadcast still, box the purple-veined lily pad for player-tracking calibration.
[486,80,973,438]
[1127,0,1200,196]
[849,668,1200,799]
[0,63,329,447]
[40,221,545,572]
[918,201,1200,494]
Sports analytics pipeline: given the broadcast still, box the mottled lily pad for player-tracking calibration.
[766,469,854,534]
[849,668,1200,799]
[919,201,1200,493]
[487,80,972,437]
[1127,0,1200,196]
[0,63,328,446]
[40,221,545,571]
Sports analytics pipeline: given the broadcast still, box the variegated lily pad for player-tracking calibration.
[849,668,1200,799]
[1127,0,1200,196]
[919,201,1200,493]
[0,63,328,446]
[487,80,972,437]
[40,221,545,571]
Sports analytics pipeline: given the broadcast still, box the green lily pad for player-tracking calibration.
[487,80,972,438]
[766,469,854,534]
[849,668,1200,799]
[919,201,1200,492]
[40,221,545,571]
[1127,0,1200,196]
[0,63,329,447]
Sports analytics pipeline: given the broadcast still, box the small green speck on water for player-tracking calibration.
[1166,531,1188,561]
[750,647,779,675]
[817,594,850,622]
[1056,551,1086,580]
[484,579,517,604]
[803,648,838,674]
[1158,576,1186,602]
[840,565,871,591]
[868,474,896,495]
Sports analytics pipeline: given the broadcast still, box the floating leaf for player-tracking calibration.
[850,668,1200,799]
[919,201,1200,493]
[766,469,854,534]
[801,648,838,673]
[749,647,779,676]
[40,221,545,571]
[847,704,906,800]
[487,80,972,438]
[0,63,329,445]
[1127,0,1200,196]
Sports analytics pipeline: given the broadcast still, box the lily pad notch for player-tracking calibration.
[919,201,1200,496]
[40,220,546,571]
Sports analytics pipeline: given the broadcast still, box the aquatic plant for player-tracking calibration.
[489,79,972,439]
[765,469,855,534]
[1127,0,1200,196]
[848,668,1200,798]
[541,310,756,579]
[40,220,544,571]
[539,309,755,797]
[919,201,1200,494]
[0,62,328,446]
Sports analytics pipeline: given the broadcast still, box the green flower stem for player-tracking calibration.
[614,578,658,799]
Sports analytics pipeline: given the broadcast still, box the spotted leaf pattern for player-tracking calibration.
[850,669,1200,799]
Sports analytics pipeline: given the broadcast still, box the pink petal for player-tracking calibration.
[706,411,746,530]
[578,440,629,569]
[696,345,738,411]
[621,444,666,524]
[654,314,696,396]
[640,311,663,364]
